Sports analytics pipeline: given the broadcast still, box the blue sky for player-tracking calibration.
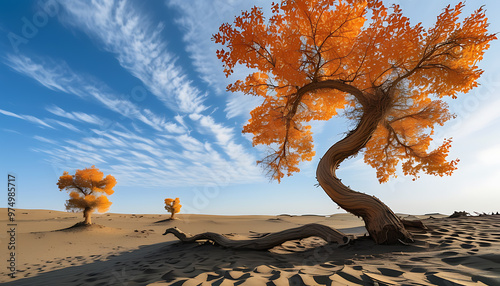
[1,0,499,216]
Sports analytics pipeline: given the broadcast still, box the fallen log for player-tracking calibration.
[163,223,350,250]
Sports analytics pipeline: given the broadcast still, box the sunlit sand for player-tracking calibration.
[1,208,499,285]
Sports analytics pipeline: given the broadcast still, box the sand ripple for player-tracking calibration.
[2,215,499,285]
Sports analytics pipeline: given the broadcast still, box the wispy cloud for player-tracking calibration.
[57,0,207,114]
[10,102,263,187]
[3,55,79,95]
[167,0,264,119]
[83,137,111,147]
[169,134,205,152]
[167,0,241,91]
[52,120,80,132]
[0,108,54,128]
[34,135,57,144]
[35,121,263,187]
[452,97,500,140]
[4,54,184,133]
[47,105,102,125]
[2,129,22,135]
[0,109,23,119]
[225,93,264,119]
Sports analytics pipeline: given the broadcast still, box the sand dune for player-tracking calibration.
[1,209,499,285]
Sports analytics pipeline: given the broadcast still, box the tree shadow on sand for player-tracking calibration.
[3,229,427,285]
[54,222,109,232]
[153,218,179,224]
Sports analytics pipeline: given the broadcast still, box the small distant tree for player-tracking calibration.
[57,165,116,225]
[165,198,182,219]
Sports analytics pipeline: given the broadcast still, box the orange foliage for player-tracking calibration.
[165,197,182,218]
[57,165,116,214]
[214,0,495,182]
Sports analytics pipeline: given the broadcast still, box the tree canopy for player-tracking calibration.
[213,0,496,183]
[57,165,116,223]
[165,197,182,219]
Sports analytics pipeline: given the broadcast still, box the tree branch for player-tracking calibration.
[163,223,350,250]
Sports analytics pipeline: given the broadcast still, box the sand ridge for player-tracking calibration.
[1,209,499,285]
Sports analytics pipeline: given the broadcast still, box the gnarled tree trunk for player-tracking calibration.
[164,88,417,247]
[83,207,92,225]
[316,109,413,244]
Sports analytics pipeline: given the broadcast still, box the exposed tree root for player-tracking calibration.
[163,223,350,250]
[401,219,427,230]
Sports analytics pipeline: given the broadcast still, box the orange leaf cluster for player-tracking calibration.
[57,165,116,213]
[364,100,459,182]
[214,0,495,182]
[165,197,182,215]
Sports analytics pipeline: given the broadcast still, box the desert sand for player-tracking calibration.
[0,208,499,285]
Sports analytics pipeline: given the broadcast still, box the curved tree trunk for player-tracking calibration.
[163,223,350,250]
[316,111,413,244]
[83,207,92,225]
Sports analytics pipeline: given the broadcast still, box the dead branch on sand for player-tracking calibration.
[163,223,351,250]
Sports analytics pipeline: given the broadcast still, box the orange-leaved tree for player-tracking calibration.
[213,0,496,244]
[57,165,116,225]
[165,198,182,219]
